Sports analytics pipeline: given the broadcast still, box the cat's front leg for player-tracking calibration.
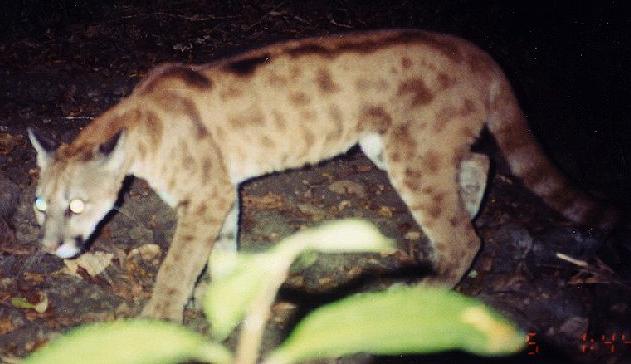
[141,183,235,322]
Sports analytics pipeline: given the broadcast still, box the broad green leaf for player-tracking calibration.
[24,320,232,364]
[276,219,395,254]
[205,220,394,341]
[267,286,524,364]
[205,254,278,340]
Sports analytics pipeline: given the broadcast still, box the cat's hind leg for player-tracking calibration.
[380,127,483,287]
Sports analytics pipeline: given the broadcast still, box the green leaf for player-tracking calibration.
[277,219,395,254]
[205,220,394,341]
[267,286,524,364]
[205,254,277,340]
[23,320,232,364]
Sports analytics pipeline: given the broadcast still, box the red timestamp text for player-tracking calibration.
[525,331,631,355]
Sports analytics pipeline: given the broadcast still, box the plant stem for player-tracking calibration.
[234,257,295,364]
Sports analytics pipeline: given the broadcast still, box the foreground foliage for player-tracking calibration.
[25,220,524,364]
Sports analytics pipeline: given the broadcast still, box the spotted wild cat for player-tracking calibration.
[28,29,616,321]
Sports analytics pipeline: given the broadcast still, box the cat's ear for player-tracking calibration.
[27,127,57,169]
[97,130,127,171]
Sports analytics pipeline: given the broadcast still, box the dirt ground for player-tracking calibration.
[1,1,630,363]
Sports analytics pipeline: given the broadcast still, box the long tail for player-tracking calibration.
[487,75,618,230]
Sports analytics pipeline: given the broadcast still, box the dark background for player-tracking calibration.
[1,1,630,363]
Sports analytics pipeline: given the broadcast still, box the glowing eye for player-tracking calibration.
[34,197,47,212]
[69,199,85,214]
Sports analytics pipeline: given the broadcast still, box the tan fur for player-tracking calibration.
[29,29,616,321]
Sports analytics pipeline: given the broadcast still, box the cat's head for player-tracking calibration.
[27,128,127,258]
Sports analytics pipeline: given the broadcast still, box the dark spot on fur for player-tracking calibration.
[462,98,476,116]
[181,234,194,242]
[316,68,340,93]
[248,112,266,125]
[98,131,122,156]
[432,192,445,204]
[405,168,423,179]
[228,112,265,128]
[224,54,271,75]
[428,203,442,219]
[391,124,416,151]
[359,105,392,133]
[401,57,412,69]
[404,178,421,191]
[138,64,212,94]
[398,78,434,106]
[178,199,190,210]
[437,73,456,89]
[154,94,208,139]
[289,92,310,106]
[145,112,163,145]
[422,150,441,174]
[195,202,208,216]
